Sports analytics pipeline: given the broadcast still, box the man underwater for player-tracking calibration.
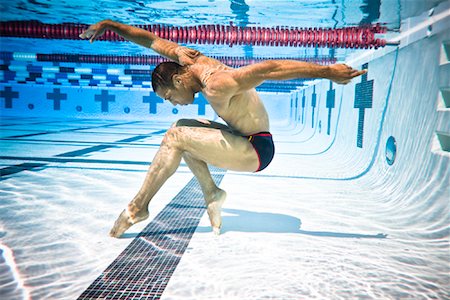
[80,20,366,237]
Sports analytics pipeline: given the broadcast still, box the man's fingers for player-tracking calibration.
[355,69,367,77]
[79,32,87,39]
[349,69,367,78]
[79,30,93,40]
[89,30,102,43]
[79,25,103,42]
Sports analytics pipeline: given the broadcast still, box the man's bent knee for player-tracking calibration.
[162,127,183,146]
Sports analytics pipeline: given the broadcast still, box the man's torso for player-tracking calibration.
[195,56,270,135]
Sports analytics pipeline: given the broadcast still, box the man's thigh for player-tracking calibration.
[171,125,258,172]
[175,118,241,135]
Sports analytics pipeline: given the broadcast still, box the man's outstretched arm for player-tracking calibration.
[214,60,367,95]
[79,20,201,65]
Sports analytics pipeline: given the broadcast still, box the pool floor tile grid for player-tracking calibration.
[78,167,225,300]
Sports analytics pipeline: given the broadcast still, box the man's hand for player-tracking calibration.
[327,64,367,85]
[79,20,111,43]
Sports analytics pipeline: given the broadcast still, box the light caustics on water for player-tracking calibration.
[0,242,31,300]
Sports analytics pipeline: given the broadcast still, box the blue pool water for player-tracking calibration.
[1,1,449,299]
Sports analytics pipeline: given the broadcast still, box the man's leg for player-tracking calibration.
[109,125,258,237]
[109,126,183,237]
[183,152,227,235]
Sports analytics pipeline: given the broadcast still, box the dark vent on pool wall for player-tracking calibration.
[439,88,450,109]
[435,132,450,152]
[433,40,449,154]
[440,40,450,66]
[439,41,450,108]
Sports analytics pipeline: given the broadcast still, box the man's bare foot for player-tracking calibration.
[206,189,227,235]
[109,208,149,238]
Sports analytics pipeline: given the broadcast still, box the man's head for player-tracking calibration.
[151,62,195,106]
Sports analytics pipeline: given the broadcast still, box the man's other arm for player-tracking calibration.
[80,20,202,65]
[217,60,367,94]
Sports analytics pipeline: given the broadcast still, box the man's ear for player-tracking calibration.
[172,74,182,87]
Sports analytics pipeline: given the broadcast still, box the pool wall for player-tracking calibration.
[0,57,291,122]
[259,2,449,242]
[264,2,449,181]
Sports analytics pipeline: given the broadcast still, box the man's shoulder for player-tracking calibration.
[196,54,231,69]
[204,71,236,93]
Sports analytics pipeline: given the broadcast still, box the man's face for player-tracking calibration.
[156,86,195,106]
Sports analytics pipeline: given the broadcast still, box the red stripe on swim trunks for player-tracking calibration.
[252,133,272,137]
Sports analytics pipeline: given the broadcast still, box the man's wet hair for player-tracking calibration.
[151,62,184,93]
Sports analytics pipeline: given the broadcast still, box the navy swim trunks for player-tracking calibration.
[246,132,275,172]
[175,119,275,172]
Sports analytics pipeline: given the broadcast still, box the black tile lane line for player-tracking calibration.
[0,122,167,178]
[78,167,225,300]
[0,156,189,178]
[0,155,151,166]
[0,162,47,178]
[4,120,143,139]
[0,131,167,168]
[56,132,166,158]
[0,138,162,147]
[55,145,119,158]
[0,147,162,178]
[0,120,69,127]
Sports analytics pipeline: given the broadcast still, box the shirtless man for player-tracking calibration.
[80,20,366,237]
